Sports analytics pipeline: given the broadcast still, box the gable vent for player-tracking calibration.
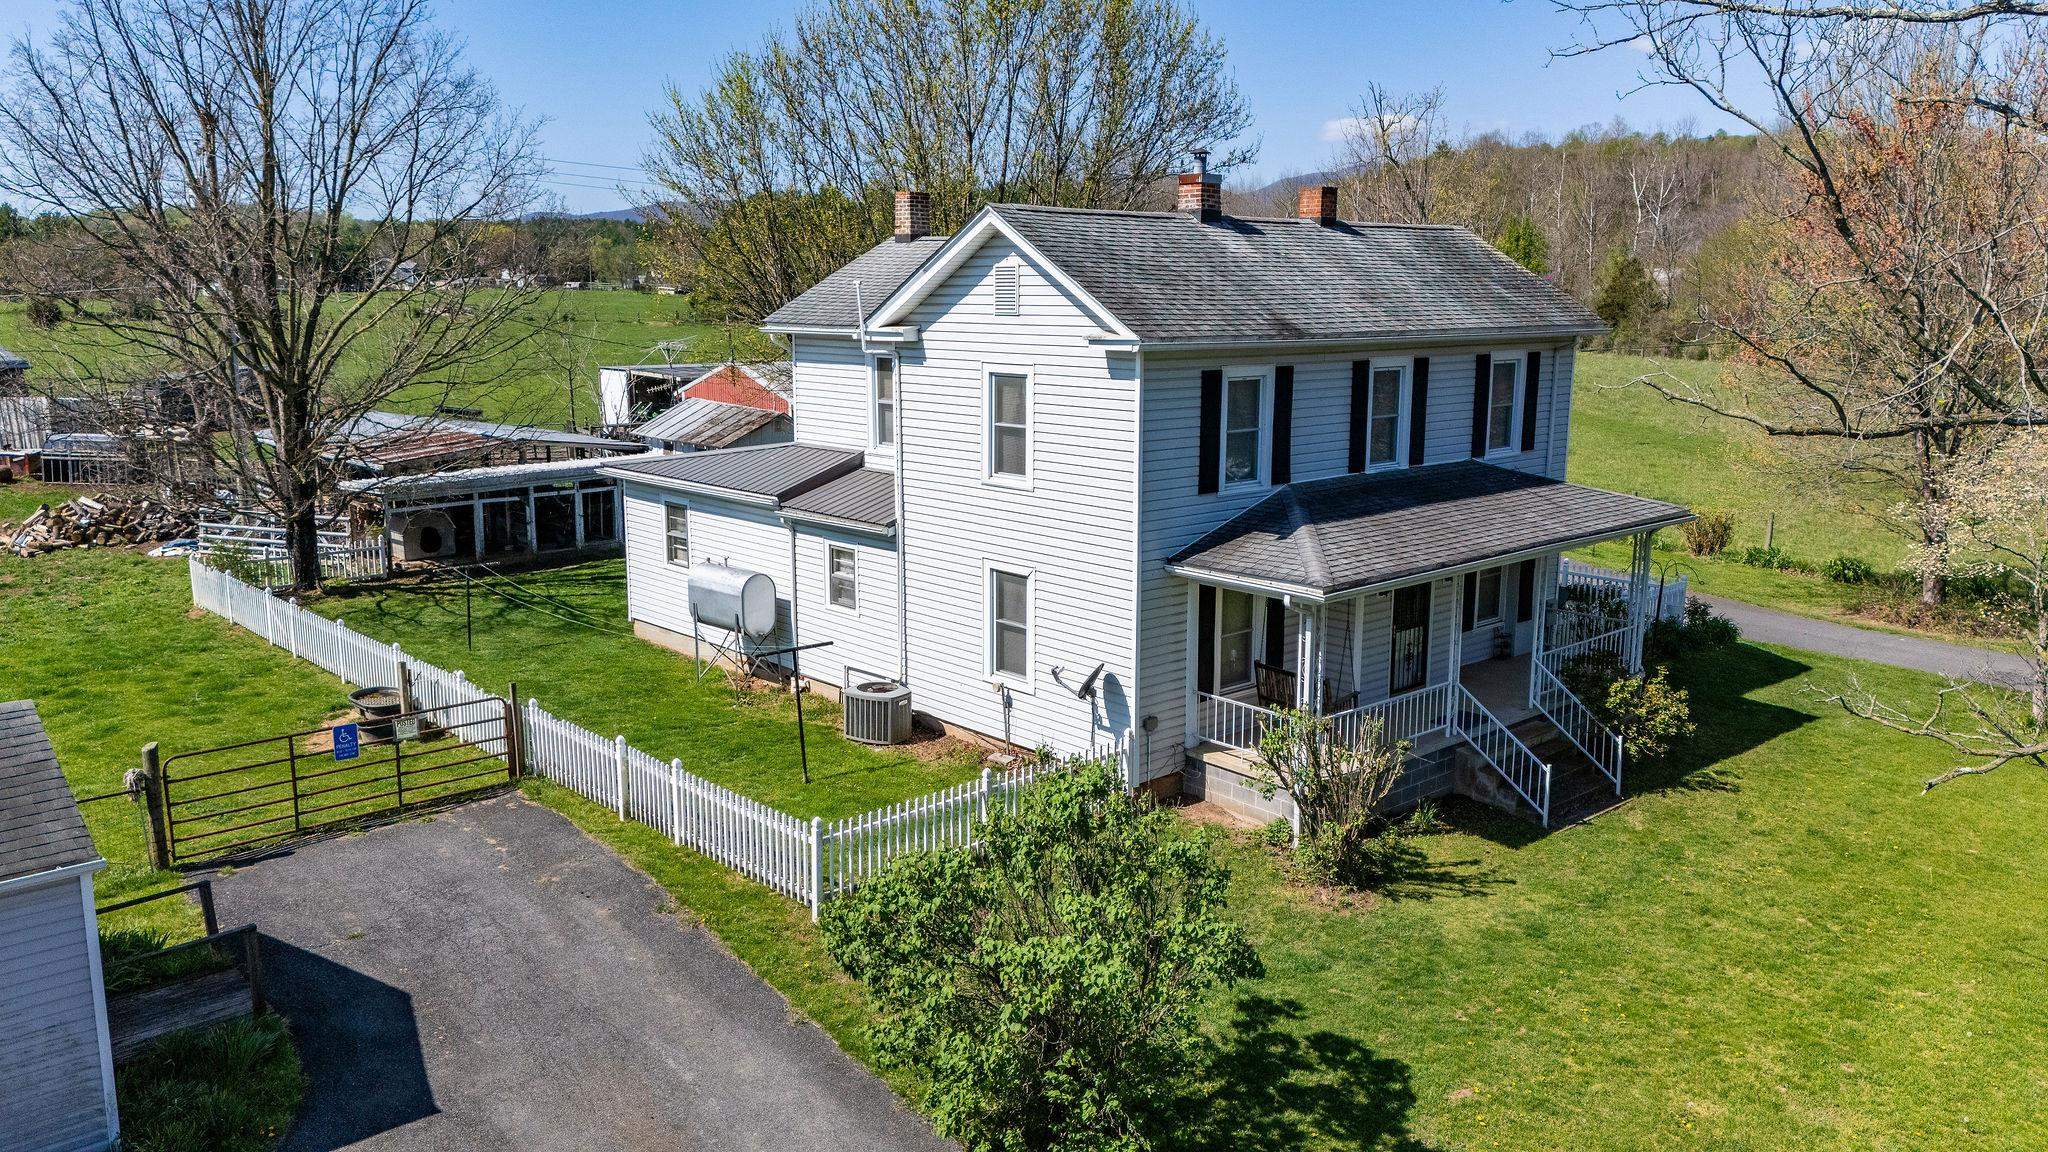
[992,261,1020,316]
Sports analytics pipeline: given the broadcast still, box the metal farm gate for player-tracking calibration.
[149,698,518,865]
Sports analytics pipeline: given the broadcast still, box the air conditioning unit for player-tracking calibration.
[843,677,913,745]
[397,509,458,562]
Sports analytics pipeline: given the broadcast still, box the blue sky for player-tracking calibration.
[7,0,1744,214]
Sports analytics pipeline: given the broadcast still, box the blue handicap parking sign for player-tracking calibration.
[332,722,360,761]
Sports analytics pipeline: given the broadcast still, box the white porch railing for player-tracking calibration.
[1531,659,1623,795]
[1540,620,1634,672]
[1327,682,1454,749]
[1561,557,1688,622]
[1195,691,1280,751]
[1452,685,1552,825]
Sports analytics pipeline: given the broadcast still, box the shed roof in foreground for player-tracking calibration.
[0,700,98,886]
[1167,462,1691,599]
[779,467,895,532]
[600,443,865,506]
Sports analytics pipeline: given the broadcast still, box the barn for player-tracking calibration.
[0,700,119,1152]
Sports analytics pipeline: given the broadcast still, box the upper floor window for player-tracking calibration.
[1486,357,1520,454]
[990,568,1030,679]
[664,504,689,566]
[988,370,1029,479]
[1223,372,1265,485]
[872,355,896,447]
[1368,363,1407,468]
[827,545,857,609]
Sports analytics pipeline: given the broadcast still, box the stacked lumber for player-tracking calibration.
[3,494,193,557]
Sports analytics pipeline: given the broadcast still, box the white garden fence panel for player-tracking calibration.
[188,558,1127,917]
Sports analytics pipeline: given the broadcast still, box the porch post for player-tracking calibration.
[1295,607,1318,711]
[1183,583,1200,748]
[1444,577,1462,691]
[1627,531,1652,672]
[1529,557,1550,708]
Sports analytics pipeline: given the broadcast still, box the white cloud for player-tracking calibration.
[1319,115,1368,144]
[1319,112,1421,145]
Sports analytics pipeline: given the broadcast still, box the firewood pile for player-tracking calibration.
[3,494,194,557]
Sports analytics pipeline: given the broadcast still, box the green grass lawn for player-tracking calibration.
[1569,353,1921,625]
[0,290,775,429]
[306,559,984,819]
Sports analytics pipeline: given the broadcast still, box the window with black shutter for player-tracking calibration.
[1469,353,1492,457]
[1348,360,1371,473]
[1409,357,1430,466]
[1271,366,1294,484]
[1521,351,1542,453]
[1197,369,1222,494]
[1197,584,1217,692]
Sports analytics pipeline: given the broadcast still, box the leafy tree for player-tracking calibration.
[1593,246,1661,333]
[822,761,1261,1152]
[1492,214,1551,274]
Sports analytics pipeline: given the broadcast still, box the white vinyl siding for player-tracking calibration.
[790,527,901,689]
[893,234,1139,754]
[621,483,795,656]
[1134,341,1578,782]
[1,874,116,1152]
[788,335,894,469]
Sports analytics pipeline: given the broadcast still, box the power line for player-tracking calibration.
[542,157,647,173]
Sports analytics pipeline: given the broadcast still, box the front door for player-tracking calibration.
[1389,584,1430,694]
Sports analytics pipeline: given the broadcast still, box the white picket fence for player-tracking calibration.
[188,557,1122,917]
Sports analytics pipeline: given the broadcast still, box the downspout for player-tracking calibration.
[1129,346,1145,787]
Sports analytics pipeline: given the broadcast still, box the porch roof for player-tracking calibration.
[1166,462,1690,600]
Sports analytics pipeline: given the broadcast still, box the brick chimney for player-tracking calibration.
[1176,149,1222,222]
[1298,183,1339,226]
[894,189,931,240]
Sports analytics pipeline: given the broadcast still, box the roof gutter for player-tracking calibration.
[599,468,783,509]
[0,856,106,897]
[778,508,897,538]
[1135,323,1607,355]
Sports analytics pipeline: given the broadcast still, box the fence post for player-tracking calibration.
[135,743,171,871]
[288,597,300,659]
[503,682,524,780]
[613,736,629,820]
[669,759,683,845]
[978,766,992,827]
[808,815,824,922]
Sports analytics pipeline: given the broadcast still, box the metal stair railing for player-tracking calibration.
[1451,684,1553,825]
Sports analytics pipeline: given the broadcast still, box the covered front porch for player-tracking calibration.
[1166,462,1691,827]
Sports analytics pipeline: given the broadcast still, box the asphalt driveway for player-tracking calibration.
[1698,594,2031,687]
[210,793,952,1152]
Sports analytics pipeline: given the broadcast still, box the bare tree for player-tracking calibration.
[1335,83,1451,224]
[1552,3,2048,604]
[644,0,1255,321]
[0,0,542,589]
[1820,430,2048,788]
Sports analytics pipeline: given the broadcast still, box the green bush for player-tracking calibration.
[1681,511,1735,556]
[24,295,63,328]
[1560,651,1696,763]
[821,761,1262,1152]
[1647,601,1741,661]
[1821,555,1878,585]
[1735,545,1810,572]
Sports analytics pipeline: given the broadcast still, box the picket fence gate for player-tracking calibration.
[188,558,1125,917]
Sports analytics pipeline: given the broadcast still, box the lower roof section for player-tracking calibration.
[1166,461,1691,600]
[600,442,865,507]
[779,467,896,533]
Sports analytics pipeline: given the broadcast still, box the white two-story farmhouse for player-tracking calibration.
[602,162,1691,827]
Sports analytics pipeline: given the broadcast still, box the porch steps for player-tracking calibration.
[1510,718,1622,826]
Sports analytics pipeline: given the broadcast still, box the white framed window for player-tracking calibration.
[989,567,1030,681]
[1222,368,1269,487]
[664,503,689,566]
[827,545,857,609]
[1475,566,1504,625]
[1217,587,1257,690]
[991,258,1020,316]
[986,369,1030,480]
[1486,356,1521,454]
[1368,362,1408,469]
[871,355,897,447]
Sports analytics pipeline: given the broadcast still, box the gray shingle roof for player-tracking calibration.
[780,468,896,531]
[0,701,97,884]
[762,235,949,331]
[601,443,864,504]
[987,204,1604,346]
[1167,462,1690,597]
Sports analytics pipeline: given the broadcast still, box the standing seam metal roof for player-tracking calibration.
[1167,462,1691,596]
[600,443,865,503]
[0,701,97,884]
[779,468,896,530]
